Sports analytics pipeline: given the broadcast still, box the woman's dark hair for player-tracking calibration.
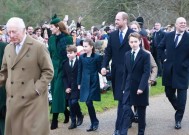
[54,21,69,35]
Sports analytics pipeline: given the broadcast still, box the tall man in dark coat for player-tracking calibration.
[158,17,189,129]
[0,42,7,135]
[101,12,134,135]
[152,22,164,77]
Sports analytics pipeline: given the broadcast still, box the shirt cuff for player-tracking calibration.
[35,89,40,95]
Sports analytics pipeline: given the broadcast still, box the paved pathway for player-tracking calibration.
[50,92,189,135]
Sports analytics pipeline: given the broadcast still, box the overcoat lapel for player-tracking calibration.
[176,31,187,48]
[121,28,131,47]
[127,51,132,71]
[11,36,32,68]
[71,59,78,71]
[132,49,142,71]
[170,31,176,48]
[9,43,17,60]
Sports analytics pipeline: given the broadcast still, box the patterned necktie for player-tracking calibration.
[119,31,123,44]
[174,34,181,48]
[131,51,135,67]
[16,44,21,54]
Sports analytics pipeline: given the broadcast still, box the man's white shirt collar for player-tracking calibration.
[19,34,27,47]
[131,47,140,60]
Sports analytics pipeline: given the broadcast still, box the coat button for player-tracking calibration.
[21,82,24,84]
[22,68,25,71]
[21,96,25,99]
[11,95,13,98]
[11,82,13,84]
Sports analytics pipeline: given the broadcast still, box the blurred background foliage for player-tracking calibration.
[0,0,189,29]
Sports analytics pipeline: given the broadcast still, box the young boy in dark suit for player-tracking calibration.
[119,32,151,135]
[63,45,84,129]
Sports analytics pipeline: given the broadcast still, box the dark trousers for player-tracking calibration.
[68,99,82,123]
[115,100,134,130]
[119,105,146,135]
[152,47,162,76]
[0,118,5,135]
[165,86,187,122]
[119,104,132,135]
[137,106,146,135]
[86,100,99,126]
[115,100,123,130]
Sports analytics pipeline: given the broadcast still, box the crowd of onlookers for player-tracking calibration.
[0,15,178,82]
[0,15,177,48]
[0,15,179,109]
[0,15,184,100]
[0,16,174,96]
[0,16,178,50]
[1,13,189,135]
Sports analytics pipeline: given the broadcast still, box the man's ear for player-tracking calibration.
[124,19,127,24]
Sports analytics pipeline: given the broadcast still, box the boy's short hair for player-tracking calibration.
[66,45,77,52]
[129,32,141,40]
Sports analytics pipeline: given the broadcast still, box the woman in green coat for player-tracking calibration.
[0,41,7,135]
[48,15,73,130]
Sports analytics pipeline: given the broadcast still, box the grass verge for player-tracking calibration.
[49,77,164,121]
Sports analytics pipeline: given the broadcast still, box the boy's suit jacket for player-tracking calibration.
[63,59,80,99]
[122,49,150,106]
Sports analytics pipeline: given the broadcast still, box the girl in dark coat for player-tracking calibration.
[77,38,102,132]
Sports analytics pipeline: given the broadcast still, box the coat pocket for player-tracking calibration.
[23,79,38,99]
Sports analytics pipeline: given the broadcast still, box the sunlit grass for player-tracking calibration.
[49,77,164,122]
[150,77,164,96]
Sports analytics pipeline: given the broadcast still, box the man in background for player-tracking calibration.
[152,22,164,77]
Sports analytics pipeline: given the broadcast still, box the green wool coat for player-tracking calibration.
[48,33,73,113]
[0,42,7,135]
